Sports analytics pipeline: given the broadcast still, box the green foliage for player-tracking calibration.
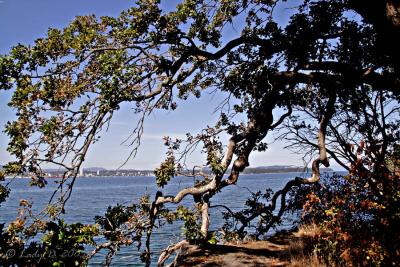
[0,170,10,207]
[93,197,154,261]
[0,0,399,265]
[203,134,224,176]
[0,220,97,267]
[221,189,275,240]
[175,206,202,244]
[154,155,176,187]
[0,184,10,206]
[95,204,137,241]
[41,221,98,266]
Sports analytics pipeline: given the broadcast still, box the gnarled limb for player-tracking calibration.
[150,90,281,264]
[223,92,338,237]
[155,107,273,201]
[263,92,337,233]
[300,92,337,183]
[88,241,117,267]
[157,240,189,267]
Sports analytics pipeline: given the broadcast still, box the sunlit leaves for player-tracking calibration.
[154,155,176,187]
[175,205,202,243]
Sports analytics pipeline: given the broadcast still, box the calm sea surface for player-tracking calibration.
[0,172,338,266]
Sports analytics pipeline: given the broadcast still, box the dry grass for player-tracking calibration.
[289,251,326,267]
[294,223,321,239]
[288,224,326,267]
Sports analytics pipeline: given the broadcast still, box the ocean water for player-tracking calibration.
[0,172,331,266]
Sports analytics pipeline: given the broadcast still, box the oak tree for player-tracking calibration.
[0,0,399,266]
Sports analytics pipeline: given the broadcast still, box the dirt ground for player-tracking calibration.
[175,227,322,267]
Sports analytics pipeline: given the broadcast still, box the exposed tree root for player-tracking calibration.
[157,240,189,267]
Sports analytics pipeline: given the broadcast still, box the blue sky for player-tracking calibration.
[0,0,324,170]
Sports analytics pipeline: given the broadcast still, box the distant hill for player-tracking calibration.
[243,165,333,174]
[3,165,333,177]
[253,165,293,170]
[201,165,333,174]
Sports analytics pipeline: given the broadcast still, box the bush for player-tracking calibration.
[288,171,400,266]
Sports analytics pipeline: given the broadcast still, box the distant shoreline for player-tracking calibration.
[4,169,343,179]
[1,165,341,178]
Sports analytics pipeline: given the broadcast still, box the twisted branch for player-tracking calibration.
[157,240,189,267]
